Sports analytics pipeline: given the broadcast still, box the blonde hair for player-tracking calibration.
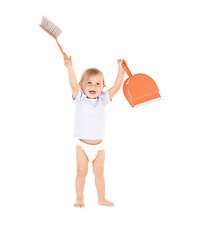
[80,68,106,87]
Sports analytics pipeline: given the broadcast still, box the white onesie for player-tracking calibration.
[73,88,111,140]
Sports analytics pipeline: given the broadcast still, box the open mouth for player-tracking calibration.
[89,90,96,95]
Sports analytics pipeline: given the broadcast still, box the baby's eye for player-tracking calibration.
[87,82,92,84]
[96,83,100,85]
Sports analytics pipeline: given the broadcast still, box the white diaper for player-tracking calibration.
[76,139,104,162]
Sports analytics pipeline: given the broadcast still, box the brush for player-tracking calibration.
[39,16,68,60]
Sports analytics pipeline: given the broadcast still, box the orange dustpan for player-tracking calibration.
[121,60,161,107]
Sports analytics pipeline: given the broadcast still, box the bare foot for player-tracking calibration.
[98,199,114,207]
[74,199,85,208]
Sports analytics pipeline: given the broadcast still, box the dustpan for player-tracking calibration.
[121,60,161,107]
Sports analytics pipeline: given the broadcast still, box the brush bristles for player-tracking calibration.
[41,16,62,38]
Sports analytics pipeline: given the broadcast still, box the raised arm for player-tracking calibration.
[108,59,125,100]
[64,56,79,99]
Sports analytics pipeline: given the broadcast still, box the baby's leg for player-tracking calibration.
[74,145,88,207]
[92,150,114,206]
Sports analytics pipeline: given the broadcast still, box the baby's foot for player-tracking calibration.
[74,199,85,208]
[98,199,114,207]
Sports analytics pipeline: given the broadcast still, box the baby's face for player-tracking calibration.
[81,74,104,99]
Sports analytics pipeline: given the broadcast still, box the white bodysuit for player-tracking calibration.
[73,88,111,140]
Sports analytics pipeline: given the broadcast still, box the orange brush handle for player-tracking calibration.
[55,38,68,60]
[121,60,133,78]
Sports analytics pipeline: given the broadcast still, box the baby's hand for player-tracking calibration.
[117,59,125,73]
[64,56,73,70]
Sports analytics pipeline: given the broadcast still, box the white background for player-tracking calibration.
[0,0,201,239]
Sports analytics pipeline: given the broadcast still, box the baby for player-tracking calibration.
[64,56,125,207]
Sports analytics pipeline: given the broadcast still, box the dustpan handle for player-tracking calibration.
[121,60,133,78]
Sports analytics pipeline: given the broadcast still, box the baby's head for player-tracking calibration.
[79,68,106,99]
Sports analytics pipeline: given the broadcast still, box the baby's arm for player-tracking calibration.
[64,56,79,99]
[108,59,125,100]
